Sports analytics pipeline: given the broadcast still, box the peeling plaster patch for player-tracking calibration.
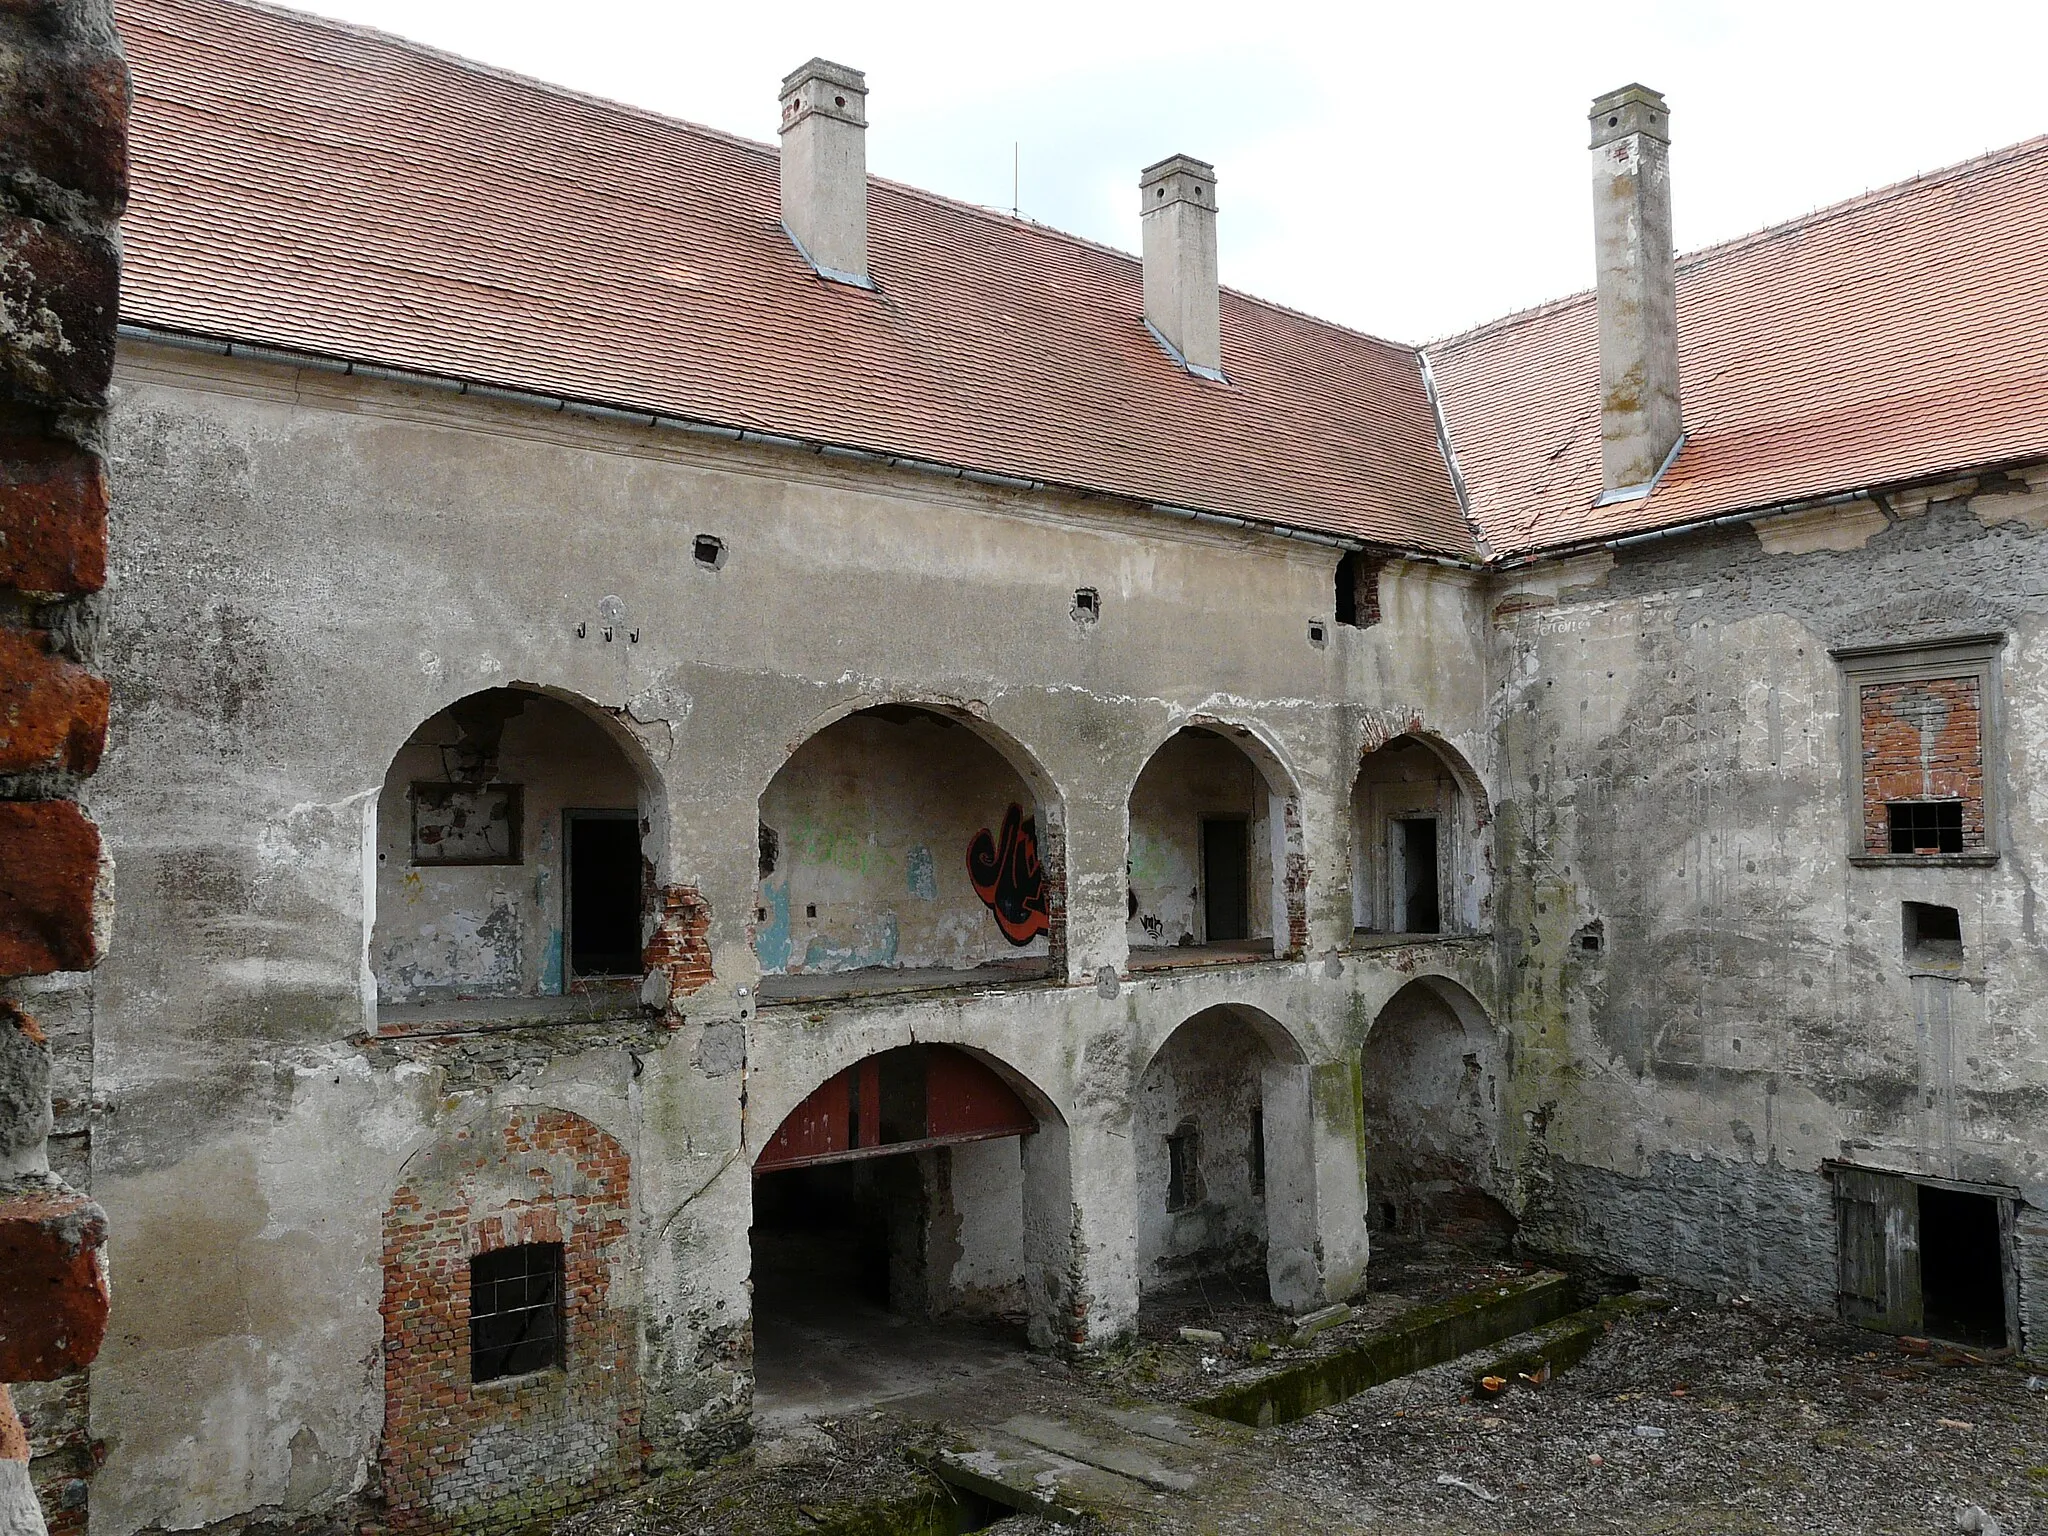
[801,910,898,973]
[1751,500,1890,555]
[754,881,792,973]
[905,845,936,901]
[1974,482,2048,531]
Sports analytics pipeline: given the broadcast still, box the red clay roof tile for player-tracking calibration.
[1427,138,2048,555]
[114,0,1474,554]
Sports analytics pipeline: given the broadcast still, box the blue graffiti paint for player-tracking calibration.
[803,910,899,974]
[906,845,937,901]
[540,929,564,995]
[756,879,794,973]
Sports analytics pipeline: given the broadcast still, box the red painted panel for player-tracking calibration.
[757,1046,1037,1173]
[756,1070,851,1171]
[925,1048,1036,1141]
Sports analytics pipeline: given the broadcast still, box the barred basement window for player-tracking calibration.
[470,1242,563,1383]
[1888,800,1964,854]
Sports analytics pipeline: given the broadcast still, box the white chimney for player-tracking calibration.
[779,58,870,287]
[1140,154,1222,379]
[1590,84,1682,498]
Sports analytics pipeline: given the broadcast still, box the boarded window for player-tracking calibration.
[412,782,522,864]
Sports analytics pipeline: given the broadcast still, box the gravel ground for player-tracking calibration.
[1278,1285,2048,1535]
[555,1265,2048,1535]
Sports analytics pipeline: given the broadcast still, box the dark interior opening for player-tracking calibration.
[1165,1121,1201,1211]
[1334,551,1360,626]
[1904,900,1965,966]
[1201,817,1249,942]
[1919,1185,2007,1348]
[1889,799,1964,854]
[567,813,643,976]
[1249,1106,1265,1196]
[1400,818,1441,933]
[470,1242,563,1382]
[751,1160,912,1317]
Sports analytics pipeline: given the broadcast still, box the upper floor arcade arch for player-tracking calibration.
[367,684,667,1021]
[1350,731,1492,939]
[751,700,1068,1003]
[1125,716,1306,968]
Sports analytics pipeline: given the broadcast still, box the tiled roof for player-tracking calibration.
[113,0,1474,554]
[1427,137,2048,556]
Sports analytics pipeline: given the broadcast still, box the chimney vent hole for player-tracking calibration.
[693,534,727,569]
[1608,114,1619,126]
[834,94,846,107]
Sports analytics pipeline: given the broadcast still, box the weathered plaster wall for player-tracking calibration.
[756,709,1046,974]
[1492,472,2048,1327]
[80,343,1499,1536]
[933,1138,1028,1316]
[1133,1008,1268,1287]
[374,693,643,1002]
[1125,728,1270,948]
[1360,977,1505,1237]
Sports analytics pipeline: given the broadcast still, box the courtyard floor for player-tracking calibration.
[560,1250,2048,1535]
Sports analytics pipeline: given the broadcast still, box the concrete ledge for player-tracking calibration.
[1192,1271,1582,1428]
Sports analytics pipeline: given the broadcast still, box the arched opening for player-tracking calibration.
[1135,1005,1320,1316]
[754,704,1062,1004]
[750,1044,1073,1417]
[1361,978,1511,1251]
[1351,733,1489,940]
[370,687,662,1026]
[1126,723,1304,969]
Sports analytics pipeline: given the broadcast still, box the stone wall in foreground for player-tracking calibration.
[0,2,127,1531]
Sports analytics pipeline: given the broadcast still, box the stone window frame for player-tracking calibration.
[1834,633,2003,869]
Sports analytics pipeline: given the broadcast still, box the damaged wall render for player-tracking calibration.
[42,19,2048,1534]
[1495,475,2048,1328]
[76,344,1484,1535]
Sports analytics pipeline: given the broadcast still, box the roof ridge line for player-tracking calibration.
[1425,132,2048,356]
[150,0,1429,360]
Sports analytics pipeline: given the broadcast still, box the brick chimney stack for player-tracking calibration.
[1140,154,1222,379]
[1590,84,1682,497]
[779,58,869,286]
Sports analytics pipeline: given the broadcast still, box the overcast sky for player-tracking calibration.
[289,0,2046,343]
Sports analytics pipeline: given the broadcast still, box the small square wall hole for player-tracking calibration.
[1072,588,1099,624]
[693,534,727,569]
[1903,901,1963,966]
[1307,620,1327,647]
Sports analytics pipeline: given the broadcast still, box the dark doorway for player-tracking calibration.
[1201,818,1248,942]
[1920,1186,2008,1348]
[566,811,642,977]
[751,1161,902,1315]
[1399,818,1440,933]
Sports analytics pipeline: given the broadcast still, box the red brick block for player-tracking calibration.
[0,32,128,206]
[0,219,119,409]
[644,884,712,1001]
[0,799,100,975]
[0,1185,108,1379]
[0,628,105,774]
[0,428,106,595]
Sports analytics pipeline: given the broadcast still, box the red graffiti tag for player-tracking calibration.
[967,803,1050,945]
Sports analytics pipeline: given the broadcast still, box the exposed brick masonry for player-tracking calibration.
[642,885,711,1008]
[378,1107,640,1535]
[1859,676,1985,855]
[0,7,127,1527]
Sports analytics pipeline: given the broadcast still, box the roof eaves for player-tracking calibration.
[121,317,1483,564]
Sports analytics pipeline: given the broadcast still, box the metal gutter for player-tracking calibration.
[1493,488,1874,569]
[117,320,1482,570]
